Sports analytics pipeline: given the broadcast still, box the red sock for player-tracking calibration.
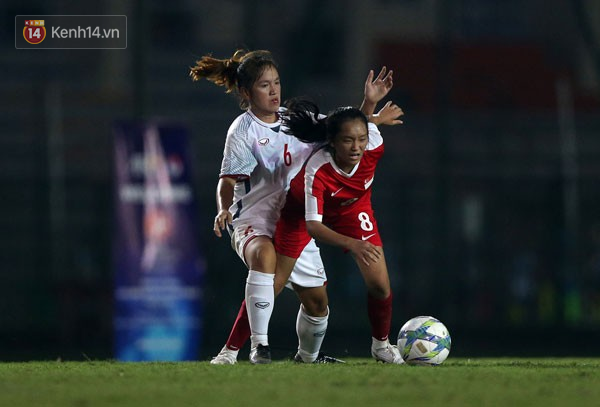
[225,300,251,351]
[367,293,393,341]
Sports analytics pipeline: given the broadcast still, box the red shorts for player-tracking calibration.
[274,203,382,259]
[274,202,312,259]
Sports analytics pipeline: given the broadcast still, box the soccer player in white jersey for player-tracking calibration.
[273,99,406,363]
[190,49,395,364]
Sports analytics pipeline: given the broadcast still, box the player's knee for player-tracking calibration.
[245,239,276,271]
[368,285,390,300]
[303,297,328,317]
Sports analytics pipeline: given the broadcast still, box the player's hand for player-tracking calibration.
[364,66,394,105]
[214,209,232,237]
[371,101,404,126]
[349,240,382,266]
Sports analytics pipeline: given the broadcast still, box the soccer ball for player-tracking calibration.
[397,316,451,365]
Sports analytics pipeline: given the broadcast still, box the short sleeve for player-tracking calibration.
[219,130,257,178]
[305,169,325,222]
[367,122,383,150]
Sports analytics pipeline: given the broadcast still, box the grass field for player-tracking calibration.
[1,358,599,406]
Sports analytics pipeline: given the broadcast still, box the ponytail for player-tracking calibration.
[189,49,244,93]
[283,98,368,145]
[190,49,278,109]
[282,98,327,143]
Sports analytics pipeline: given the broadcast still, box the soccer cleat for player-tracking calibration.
[313,352,346,364]
[249,344,271,364]
[293,352,346,364]
[371,342,405,364]
[210,345,239,365]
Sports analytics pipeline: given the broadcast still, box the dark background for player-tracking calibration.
[1,0,599,361]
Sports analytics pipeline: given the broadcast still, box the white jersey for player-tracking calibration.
[219,108,315,233]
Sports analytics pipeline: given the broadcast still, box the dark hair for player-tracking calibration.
[283,98,368,144]
[190,49,278,109]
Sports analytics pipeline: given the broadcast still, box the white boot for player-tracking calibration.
[210,345,238,365]
[371,338,404,364]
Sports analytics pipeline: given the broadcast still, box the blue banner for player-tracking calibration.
[113,122,203,361]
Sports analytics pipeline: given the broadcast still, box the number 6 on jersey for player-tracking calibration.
[283,143,292,166]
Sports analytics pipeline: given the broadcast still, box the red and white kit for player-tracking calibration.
[275,122,384,258]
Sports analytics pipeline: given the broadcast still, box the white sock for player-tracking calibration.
[245,270,275,348]
[296,305,328,363]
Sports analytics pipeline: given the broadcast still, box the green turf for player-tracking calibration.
[1,358,599,406]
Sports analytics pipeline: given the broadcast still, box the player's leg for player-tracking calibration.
[352,248,403,364]
[275,239,328,363]
[274,254,296,295]
[286,240,343,363]
[210,300,249,365]
[212,224,269,365]
[273,212,329,362]
[292,283,330,362]
[243,236,277,364]
[210,244,296,365]
[334,208,402,364]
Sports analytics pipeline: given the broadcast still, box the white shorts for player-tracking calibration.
[229,222,327,289]
[286,239,327,289]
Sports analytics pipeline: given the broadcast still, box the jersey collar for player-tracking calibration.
[247,108,283,131]
[326,150,360,178]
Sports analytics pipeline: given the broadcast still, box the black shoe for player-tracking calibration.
[315,352,345,364]
[293,352,345,364]
[249,344,271,364]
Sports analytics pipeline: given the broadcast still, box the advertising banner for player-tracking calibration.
[113,122,203,361]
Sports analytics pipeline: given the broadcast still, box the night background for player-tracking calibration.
[1,0,599,361]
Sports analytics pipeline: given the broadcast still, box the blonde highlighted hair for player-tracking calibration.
[190,49,278,109]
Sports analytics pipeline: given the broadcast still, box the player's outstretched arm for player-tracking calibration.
[360,66,394,116]
[369,100,404,126]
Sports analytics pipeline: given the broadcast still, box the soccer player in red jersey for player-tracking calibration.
[274,99,405,363]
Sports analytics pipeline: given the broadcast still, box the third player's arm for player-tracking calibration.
[306,220,381,266]
[369,101,404,126]
[360,66,394,117]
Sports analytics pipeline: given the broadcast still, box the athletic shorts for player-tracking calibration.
[229,221,275,265]
[274,205,382,259]
[229,221,327,288]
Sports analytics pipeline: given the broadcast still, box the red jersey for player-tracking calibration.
[275,123,384,258]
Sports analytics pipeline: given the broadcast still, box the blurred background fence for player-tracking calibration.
[1,0,599,360]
